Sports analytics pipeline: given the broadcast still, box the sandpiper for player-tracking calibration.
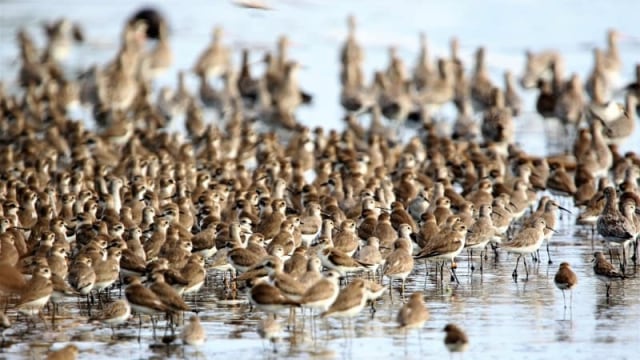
[383,239,414,299]
[593,251,625,298]
[299,270,341,313]
[321,278,368,320]
[597,187,635,272]
[502,218,552,281]
[124,276,168,338]
[414,222,467,284]
[554,262,577,309]
[90,299,131,335]
[396,292,429,331]
[17,265,53,321]
[181,314,206,346]
[316,237,370,276]
[465,204,496,272]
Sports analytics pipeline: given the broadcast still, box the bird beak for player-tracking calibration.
[558,206,572,214]
[546,226,558,234]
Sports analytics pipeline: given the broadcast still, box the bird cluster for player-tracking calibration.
[0,9,638,358]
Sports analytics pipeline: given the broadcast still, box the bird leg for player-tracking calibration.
[469,250,475,272]
[450,262,460,285]
[546,240,553,264]
[512,255,521,281]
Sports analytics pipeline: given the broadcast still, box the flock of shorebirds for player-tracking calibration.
[0,7,639,359]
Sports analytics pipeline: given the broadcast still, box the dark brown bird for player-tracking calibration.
[554,262,577,308]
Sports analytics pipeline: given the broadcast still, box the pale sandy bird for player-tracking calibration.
[321,278,368,320]
[554,262,577,309]
[465,204,496,272]
[414,222,468,284]
[502,218,552,281]
[601,94,636,145]
[396,292,429,331]
[42,18,84,62]
[249,280,299,315]
[181,315,206,346]
[90,299,131,335]
[355,236,383,274]
[299,270,341,313]
[193,26,231,80]
[17,265,53,319]
[383,239,414,299]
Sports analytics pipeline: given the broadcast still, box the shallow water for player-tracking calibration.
[1,0,640,359]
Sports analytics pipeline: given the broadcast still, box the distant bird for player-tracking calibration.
[554,262,577,309]
[396,292,429,331]
[128,7,166,39]
[181,315,206,346]
[443,323,469,356]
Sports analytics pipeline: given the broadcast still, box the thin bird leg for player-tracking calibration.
[546,240,553,264]
[469,249,475,272]
[512,255,521,280]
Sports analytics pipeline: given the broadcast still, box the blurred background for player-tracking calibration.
[1,0,639,147]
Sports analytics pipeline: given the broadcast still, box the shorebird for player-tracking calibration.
[502,218,552,281]
[316,237,370,276]
[443,323,469,356]
[299,270,341,314]
[298,257,324,290]
[593,251,625,298]
[597,187,635,272]
[396,292,429,331]
[471,47,495,111]
[249,280,299,315]
[554,262,577,309]
[414,222,468,284]
[321,278,368,322]
[524,198,571,264]
[17,265,53,324]
[355,236,383,275]
[600,94,636,145]
[193,26,231,80]
[465,204,496,272]
[41,18,84,62]
[124,276,168,339]
[181,315,206,346]
[90,299,131,336]
[383,239,414,299]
